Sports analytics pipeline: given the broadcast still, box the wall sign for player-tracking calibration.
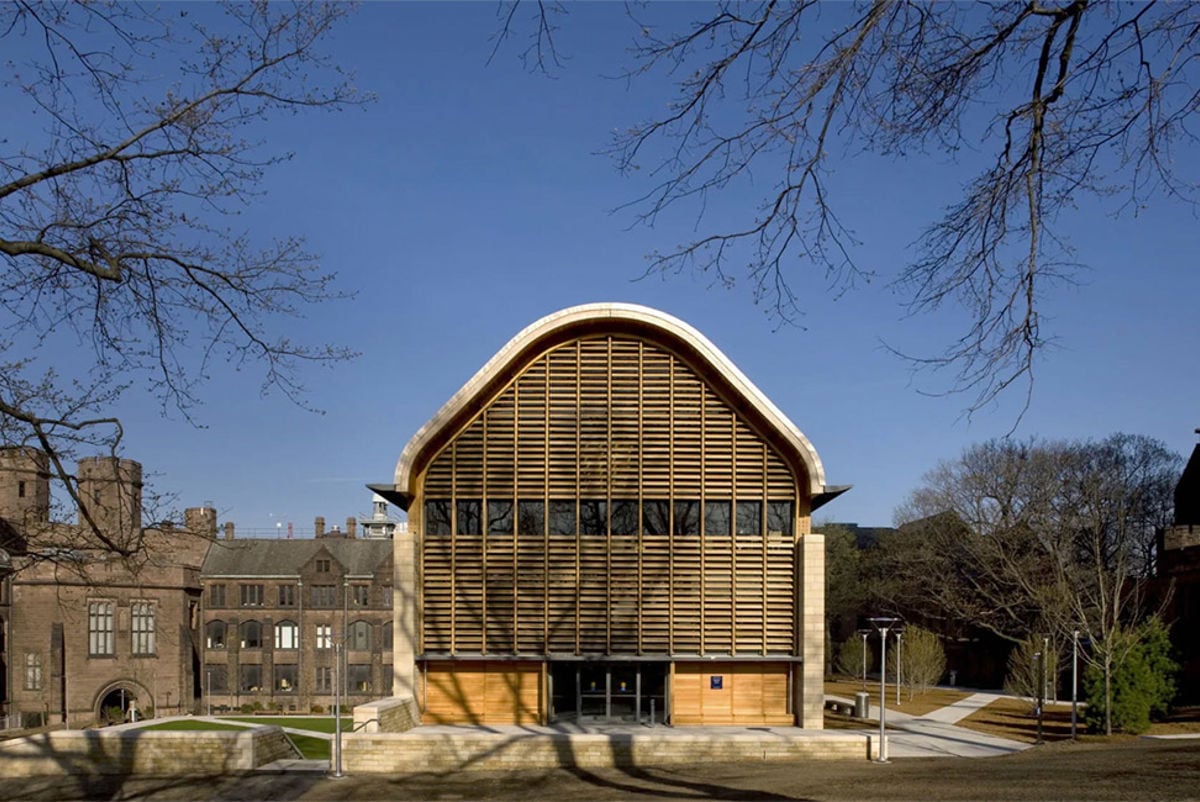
[710,675,723,690]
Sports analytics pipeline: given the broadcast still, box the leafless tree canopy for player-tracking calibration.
[0,1,360,553]
[499,1,1200,414]
[882,433,1178,729]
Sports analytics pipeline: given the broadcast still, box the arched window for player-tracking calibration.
[348,620,371,651]
[240,620,261,649]
[274,620,298,650]
[206,620,227,650]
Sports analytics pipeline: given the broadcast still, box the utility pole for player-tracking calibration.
[869,617,900,763]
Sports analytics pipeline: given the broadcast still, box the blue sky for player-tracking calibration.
[38,2,1199,534]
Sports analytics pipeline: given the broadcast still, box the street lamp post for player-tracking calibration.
[206,669,211,717]
[868,617,900,763]
[895,631,904,706]
[332,640,344,778]
[1071,630,1080,740]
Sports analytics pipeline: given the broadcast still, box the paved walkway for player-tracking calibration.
[827,691,1030,759]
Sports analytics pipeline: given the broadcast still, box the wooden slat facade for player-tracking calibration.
[672,661,794,726]
[418,335,806,660]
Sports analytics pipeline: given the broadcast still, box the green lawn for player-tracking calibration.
[138,717,336,760]
[218,716,351,734]
[138,720,248,732]
[288,733,331,760]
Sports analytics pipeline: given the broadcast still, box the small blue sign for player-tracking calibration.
[710,675,723,690]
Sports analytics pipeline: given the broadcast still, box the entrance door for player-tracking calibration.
[549,661,667,724]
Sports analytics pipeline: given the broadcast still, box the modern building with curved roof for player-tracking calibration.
[375,303,846,727]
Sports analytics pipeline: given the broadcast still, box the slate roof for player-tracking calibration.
[200,538,391,578]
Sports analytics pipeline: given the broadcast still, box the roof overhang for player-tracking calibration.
[377,303,845,511]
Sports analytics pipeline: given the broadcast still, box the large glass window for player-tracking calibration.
[311,585,336,608]
[240,584,264,607]
[208,584,227,608]
[278,584,297,607]
[316,666,332,693]
[487,500,513,535]
[736,500,762,537]
[348,620,372,651]
[642,500,669,536]
[315,624,332,650]
[240,620,262,649]
[766,501,794,537]
[275,620,299,650]
[240,664,261,693]
[425,500,451,535]
[548,500,575,535]
[579,500,606,535]
[351,585,370,607]
[131,602,155,655]
[206,620,227,649]
[673,500,700,536]
[347,664,371,694]
[24,653,42,690]
[275,664,298,693]
[88,601,114,656]
[610,500,638,535]
[517,500,544,535]
[205,664,228,692]
[704,501,731,537]
[456,499,481,535]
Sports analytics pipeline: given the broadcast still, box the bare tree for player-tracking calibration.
[497,2,1200,415]
[887,433,1178,732]
[896,626,946,699]
[0,1,361,556]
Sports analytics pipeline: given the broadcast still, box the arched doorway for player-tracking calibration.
[94,680,149,725]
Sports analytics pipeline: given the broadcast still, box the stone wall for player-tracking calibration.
[0,725,295,777]
[352,696,419,733]
[343,730,868,773]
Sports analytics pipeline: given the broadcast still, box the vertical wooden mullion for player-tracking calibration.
[762,445,769,656]
[543,357,550,653]
[636,341,644,656]
[481,411,488,655]
[730,419,736,655]
[699,389,706,656]
[512,379,520,654]
[450,442,457,656]
[667,352,675,655]
[606,336,613,656]
[574,340,582,655]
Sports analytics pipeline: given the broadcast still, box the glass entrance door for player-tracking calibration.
[549,661,667,724]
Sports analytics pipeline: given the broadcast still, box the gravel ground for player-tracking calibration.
[3,737,1198,801]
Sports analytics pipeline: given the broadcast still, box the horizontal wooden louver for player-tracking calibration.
[419,334,804,658]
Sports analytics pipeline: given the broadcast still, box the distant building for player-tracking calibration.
[358,494,404,540]
[198,526,393,714]
[0,447,213,728]
[1158,433,1200,701]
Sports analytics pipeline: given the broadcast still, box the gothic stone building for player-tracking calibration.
[0,448,213,727]
[199,532,393,713]
[373,303,846,727]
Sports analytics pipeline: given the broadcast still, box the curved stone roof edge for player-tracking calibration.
[394,302,829,498]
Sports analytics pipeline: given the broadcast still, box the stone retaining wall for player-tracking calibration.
[352,696,419,734]
[344,730,869,773]
[0,725,295,777]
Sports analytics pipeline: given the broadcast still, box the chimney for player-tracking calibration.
[346,517,357,538]
[185,506,218,540]
[223,522,235,540]
[315,516,326,538]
